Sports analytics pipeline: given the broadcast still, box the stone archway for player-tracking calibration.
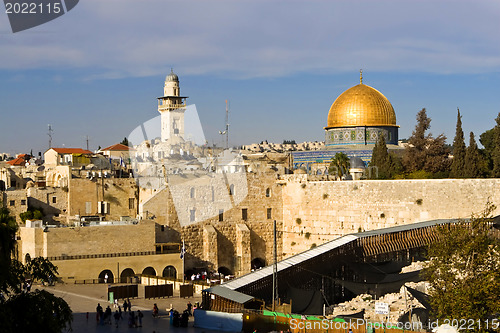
[162,265,177,279]
[98,269,114,283]
[120,268,135,283]
[218,266,233,277]
[251,257,266,270]
[142,267,156,276]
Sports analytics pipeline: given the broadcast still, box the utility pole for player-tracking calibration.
[272,219,278,311]
[85,135,89,151]
[218,100,230,149]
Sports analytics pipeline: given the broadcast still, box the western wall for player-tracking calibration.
[281,176,500,255]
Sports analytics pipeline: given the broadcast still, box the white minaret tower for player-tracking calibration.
[158,69,188,142]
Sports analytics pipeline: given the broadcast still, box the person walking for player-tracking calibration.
[113,310,120,328]
[152,303,159,318]
[123,300,128,312]
[127,298,132,312]
[137,310,143,327]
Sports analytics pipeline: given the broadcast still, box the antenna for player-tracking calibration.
[218,100,230,149]
[85,135,89,151]
[47,124,53,148]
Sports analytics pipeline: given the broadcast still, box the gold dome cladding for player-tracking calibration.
[326,83,397,128]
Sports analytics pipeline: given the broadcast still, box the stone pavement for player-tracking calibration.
[38,283,222,333]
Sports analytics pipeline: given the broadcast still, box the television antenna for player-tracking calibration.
[48,124,54,148]
[218,100,230,149]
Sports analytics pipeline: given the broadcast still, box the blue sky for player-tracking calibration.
[1,0,500,155]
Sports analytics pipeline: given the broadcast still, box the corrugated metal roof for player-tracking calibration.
[222,218,461,291]
[204,285,255,304]
[223,235,358,290]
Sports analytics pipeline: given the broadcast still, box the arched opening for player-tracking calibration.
[162,265,177,279]
[229,184,234,196]
[142,267,156,276]
[251,258,266,270]
[98,269,114,284]
[218,266,233,277]
[25,253,31,264]
[120,268,135,283]
[190,187,195,198]
[265,188,271,197]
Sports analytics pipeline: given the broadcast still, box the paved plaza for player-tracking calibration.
[38,283,221,333]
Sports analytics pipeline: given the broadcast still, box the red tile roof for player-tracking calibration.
[7,157,27,166]
[101,143,134,151]
[50,148,93,154]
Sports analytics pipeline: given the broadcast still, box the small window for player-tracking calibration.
[128,198,135,210]
[161,225,165,232]
[267,208,272,219]
[242,208,248,221]
[52,196,57,204]
[190,209,196,222]
[190,187,195,199]
[9,200,15,206]
[229,184,234,196]
[218,209,224,222]
[21,200,26,205]
[11,180,17,188]
[266,188,271,197]
[85,202,92,214]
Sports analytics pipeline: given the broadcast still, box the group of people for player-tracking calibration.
[96,298,144,328]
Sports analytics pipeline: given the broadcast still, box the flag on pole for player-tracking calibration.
[180,241,185,259]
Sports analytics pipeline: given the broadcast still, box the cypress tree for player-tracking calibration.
[370,135,389,178]
[493,112,500,178]
[464,132,483,178]
[450,108,466,178]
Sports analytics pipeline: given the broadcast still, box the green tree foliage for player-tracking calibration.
[19,207,44,222]
[450,109,466,178]
[464,132,485,178]
[424,202,500,332]
[0,204,72,333]
[369,135,402,179]
[329,152,350,179]
[120,137,129,146]
[403,108,450,175]
[492,112,500,178]
[480,127,495,174]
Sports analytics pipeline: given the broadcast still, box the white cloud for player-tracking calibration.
[0,0,499,79]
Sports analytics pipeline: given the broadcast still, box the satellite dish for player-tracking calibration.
[37,166,45,172]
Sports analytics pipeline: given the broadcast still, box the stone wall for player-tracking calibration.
[68,178,138,221]
[281,177,500,255]
[2,189,28,223]
[27,186,68,222]
[40,221,156,257]
[142,172,283,275]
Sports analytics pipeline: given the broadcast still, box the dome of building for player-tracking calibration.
[349,156,366,169]
[166,69,179,82]
[326,83,396,128]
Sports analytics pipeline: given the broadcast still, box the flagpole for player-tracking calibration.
[182,240,185,283]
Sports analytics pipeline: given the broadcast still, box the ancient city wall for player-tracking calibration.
[281,177,500,255]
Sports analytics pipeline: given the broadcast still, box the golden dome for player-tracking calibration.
[326,83,397,128]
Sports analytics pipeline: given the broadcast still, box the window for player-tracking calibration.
[9,200,15,206]
[218,209,224,222]
[52,196,57,204]
[20,200,26,205]
[190,209,196,222]
[266,188,271,197]
[129,198,135,210]
[85,202,92,214]
[267,208,272,219]
[190,187,195,199]
[242,208,248,221]
[229,184,235,196]
[11,180,16,188]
